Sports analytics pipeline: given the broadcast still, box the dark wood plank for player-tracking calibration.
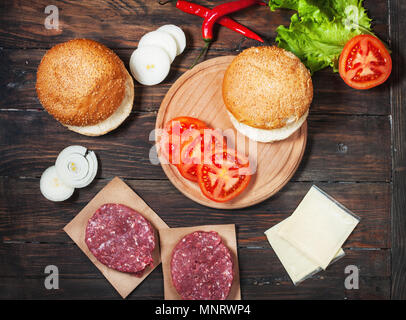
[0,48,391,115]
[0,0,279,50]
[311,70,390,116]
[0,112,391,181]
[0,272,389,300]
[294,115,391,182]
[0,245,389,278]
[0,0,389,49]
[0,273,164,300]
[0,244,390,299]
[0,177,390,248]
[390,0,406,300]
[242,277,390,300]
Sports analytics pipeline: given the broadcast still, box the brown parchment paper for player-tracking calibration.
[159,224,241,300]
[63,177,169,299]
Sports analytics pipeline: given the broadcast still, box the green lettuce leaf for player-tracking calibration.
[268,0,373,73]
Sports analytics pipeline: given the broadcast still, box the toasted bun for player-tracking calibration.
[228,110,308,143]
[36,39,129,127]
[223,46,313,130]
[66,70,134,136]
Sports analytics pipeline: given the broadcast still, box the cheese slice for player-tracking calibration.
[265,218,345,285]
[278,186,360,270]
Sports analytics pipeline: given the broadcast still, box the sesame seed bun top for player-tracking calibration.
[36,39,128,127]
[222,46,313,130]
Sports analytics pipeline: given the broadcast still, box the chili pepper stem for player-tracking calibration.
[158,0,176,5]
[190,41,211,69]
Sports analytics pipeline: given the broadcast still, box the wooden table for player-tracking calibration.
[0,0,405,300]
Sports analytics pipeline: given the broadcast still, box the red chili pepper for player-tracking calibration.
[176,0,264,43]
[158,0,265,68]
[188,0,263,67]
[203,0,262,42]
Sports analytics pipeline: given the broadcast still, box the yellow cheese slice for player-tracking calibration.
[265,218,345,285]
[278,186,360,270]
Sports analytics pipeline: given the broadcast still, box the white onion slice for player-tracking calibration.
[40,166,75,202]
[158,25,186,56]
[130,46,171,86]
[55,145,98,188]
[138,30,177,63]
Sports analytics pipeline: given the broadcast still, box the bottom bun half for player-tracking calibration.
[227,110,308,143]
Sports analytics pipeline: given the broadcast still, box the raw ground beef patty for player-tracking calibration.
[85,203,155,275]
[170,231,234,300]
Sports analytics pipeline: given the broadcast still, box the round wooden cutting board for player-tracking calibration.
[156,56,307,209]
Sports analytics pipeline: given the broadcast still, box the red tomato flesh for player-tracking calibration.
[339,34,392,90]
[197,150,251,203]
[158,117,207,165]
[178,128,226,182]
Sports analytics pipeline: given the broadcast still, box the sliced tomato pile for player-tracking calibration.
[158,117,207,164]
[158,116,252,203]
[178,128,226,182]
[339,34,392,90]
[197,150,251,203]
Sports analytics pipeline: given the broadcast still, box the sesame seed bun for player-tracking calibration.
[66,70,134,136]
[222,46,313,133]
[36,39,133,134]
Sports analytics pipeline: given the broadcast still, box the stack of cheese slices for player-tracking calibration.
[265,186,360,285]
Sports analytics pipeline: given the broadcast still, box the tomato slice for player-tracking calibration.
[158,117,207,165]
[339,34,392,90]
[178,128,226,182]
[197,150,251,202]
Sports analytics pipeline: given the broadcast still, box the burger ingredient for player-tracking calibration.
[178,128,226,182]
[40,166,75,202]
[277,186,360,270]
[171,231,234,300]
[158,24,187,56]
[130,46,171,86]
[222,46,312,143]
[175,0,264,43]
[55,145,98,189]
[40,145,98,202]
[138,30,178,63]
[85,203,156,275]
[197,149,251,203]
[227,110,308,143]
[202,0,263,42]
[36,39,134,136]
[66,70,134,137]
[265,217,345,285]
[158,116,252,202]
[193,0,264,67]
[338,34,392,89]
[131,25,186,85]
[269,0,374,74]
[158,117,208,165]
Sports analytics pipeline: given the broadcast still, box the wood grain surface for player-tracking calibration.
[0,0,402,300]
[389,0,406,300]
